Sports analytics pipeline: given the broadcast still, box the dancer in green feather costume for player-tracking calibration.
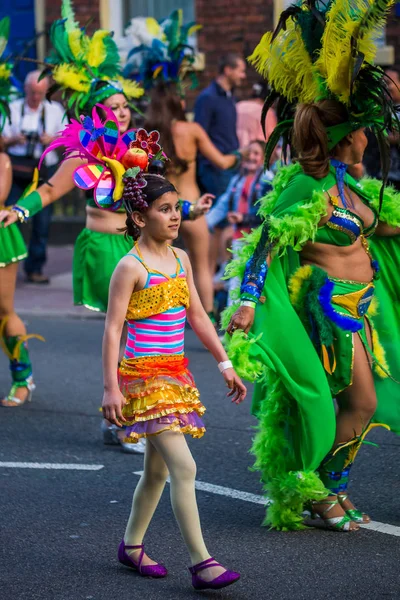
[224,0,400,531]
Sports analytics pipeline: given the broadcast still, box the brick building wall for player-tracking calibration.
[386,9,400,68]
[44,0,100,38]
[194,0,274,104]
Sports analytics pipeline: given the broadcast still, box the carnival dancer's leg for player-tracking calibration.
[0,262,34,406]
[180,217,214,316]
[313,331,377,529]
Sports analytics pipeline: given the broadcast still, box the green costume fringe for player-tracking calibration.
[251,371,328,530]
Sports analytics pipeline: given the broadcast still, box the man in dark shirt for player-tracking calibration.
[195,53,246,198]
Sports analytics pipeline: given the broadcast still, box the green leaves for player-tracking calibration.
[123,167,141,179]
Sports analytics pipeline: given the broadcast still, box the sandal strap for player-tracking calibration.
[123,543,144,549]
[2,395,24,405]
[324,513,353,531]
[189,557,219,574]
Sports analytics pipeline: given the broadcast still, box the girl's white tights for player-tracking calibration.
[124,431,210,565]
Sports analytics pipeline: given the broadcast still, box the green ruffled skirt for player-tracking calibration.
[73,228,133,312]
[0,222,27,268]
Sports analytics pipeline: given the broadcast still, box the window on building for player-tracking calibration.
[123,0,195,29]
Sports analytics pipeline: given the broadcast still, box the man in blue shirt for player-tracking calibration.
[195,53,246,199]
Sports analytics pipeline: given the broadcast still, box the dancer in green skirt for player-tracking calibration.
[224,0,400,531]
[0,17,44,407]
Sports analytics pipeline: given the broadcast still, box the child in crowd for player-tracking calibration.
[207,140,275,305]
[102,167,246,591]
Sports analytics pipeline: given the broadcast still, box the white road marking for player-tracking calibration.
[134,470,400,537]
[0,462,104,471]
[360,521,400,537]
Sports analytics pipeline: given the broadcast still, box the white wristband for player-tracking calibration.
[218,360,233,373]
[240,300,256,308]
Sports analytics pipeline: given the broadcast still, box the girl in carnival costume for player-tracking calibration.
[0,3,211,429]
[224,0,400,531]
[0,17,43,407]
[123,11,242,323]
[100,121,246,590]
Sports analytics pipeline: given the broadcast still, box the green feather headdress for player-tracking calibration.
[250,0,399,193]
[0,17,14,132]
[123,9,201,96]
[44,0,144,117]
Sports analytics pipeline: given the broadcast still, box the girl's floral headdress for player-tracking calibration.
[39,104,166,211]
[43,0,144,117]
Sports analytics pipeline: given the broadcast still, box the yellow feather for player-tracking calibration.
[145,17,162,37]
[53,64,90,93]
[289,265,313,305]
[118,77,144,99]
[249,21,319,104]
[68,29,84,60]
[314,0,386,104]
[372,326,389,378]
[187,24,202,36]
[87,30,109,68]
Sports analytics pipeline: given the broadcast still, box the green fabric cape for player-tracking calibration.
[222,165,400,530]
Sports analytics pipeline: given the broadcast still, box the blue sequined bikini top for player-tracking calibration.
[315,192,378,246]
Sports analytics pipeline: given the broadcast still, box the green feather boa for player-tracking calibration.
[359,177,400,227]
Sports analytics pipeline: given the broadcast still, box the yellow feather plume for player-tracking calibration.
[146,17,162,37]
[53,64,90,93]
[314,0,393,105]
[289,264,313,305]
[87,30,109,68]
[355,0,394,65]
[372,326,390,378]
[68,29,85,60]
[249,20,320,104]
[118,77,145,99]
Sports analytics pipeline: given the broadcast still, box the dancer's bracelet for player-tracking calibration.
[240,300,257,308]
[180,199,192,221]
[11,206,29,223]
[218,360,233,373]
[14,191,43,220]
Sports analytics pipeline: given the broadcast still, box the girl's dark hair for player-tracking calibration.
[144,81,188,175]
[0,136,4,153]
[292,100,350,179]
[122,163,177,240]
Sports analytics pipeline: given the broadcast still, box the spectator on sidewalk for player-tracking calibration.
[195,52,246,198]
[207,140,274,306]
[3,70,64,284]
[194,53,246,277]
[236,81,277,148]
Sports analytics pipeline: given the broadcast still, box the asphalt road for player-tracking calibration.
[1,317,399,600]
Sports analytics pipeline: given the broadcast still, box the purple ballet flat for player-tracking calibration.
[118,540,168,578]
[189,557,240,590]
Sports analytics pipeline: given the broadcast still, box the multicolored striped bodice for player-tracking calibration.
[124,245,189,359]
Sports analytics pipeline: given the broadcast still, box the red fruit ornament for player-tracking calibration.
[122,147,149,171]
